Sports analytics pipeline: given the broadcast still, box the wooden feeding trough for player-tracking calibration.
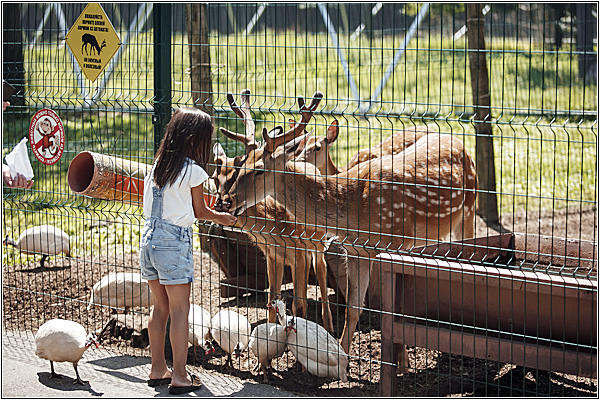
[379,233,597,396]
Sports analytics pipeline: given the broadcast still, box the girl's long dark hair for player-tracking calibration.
[153,107,213,188]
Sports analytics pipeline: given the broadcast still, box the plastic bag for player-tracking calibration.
[5,137,34,180]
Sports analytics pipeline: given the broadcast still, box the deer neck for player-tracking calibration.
[325,155,341,175]
[278,160,353,236]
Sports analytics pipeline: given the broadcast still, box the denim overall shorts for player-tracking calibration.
[139,185,194,285]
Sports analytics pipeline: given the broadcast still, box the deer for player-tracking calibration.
[292,108,433,175]
[214,90,336,333]
[214,94,478,370]
[81,34,106,56]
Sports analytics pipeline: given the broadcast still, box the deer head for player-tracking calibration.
[295,120,341,175]
[215,90,323,215]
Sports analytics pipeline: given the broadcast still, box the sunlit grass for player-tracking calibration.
[3,27,596,265]
[2,203,205,266]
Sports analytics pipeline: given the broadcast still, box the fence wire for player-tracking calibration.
[2,3,597,397]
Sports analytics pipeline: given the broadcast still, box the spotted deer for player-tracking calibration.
[215,97,478,365]
[287,99,431,176]
[296,117,433,175]
[215,90,336,332]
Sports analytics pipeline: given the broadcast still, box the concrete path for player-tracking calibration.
[2,330,296,398]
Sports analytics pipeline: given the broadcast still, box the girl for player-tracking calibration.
[140,107,236,394]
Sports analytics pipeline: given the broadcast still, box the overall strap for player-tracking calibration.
[150,178,165,220]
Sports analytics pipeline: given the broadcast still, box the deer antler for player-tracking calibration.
[219,89,257,152]
[264,91,323,152]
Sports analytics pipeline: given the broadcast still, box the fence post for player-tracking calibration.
[153,4,172,153]
[467,3,499,224]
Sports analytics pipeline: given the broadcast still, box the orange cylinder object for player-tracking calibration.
[68,151,217,208]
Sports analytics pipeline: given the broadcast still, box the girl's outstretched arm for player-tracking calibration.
[191,184,237,226]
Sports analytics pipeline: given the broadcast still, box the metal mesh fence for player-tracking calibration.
[2,3,597,396]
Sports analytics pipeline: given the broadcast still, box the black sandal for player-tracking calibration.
[147,369,173,387]
[168,372,202,395]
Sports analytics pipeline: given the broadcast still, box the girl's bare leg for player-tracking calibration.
[165,283,192,387]
[147,280,172,381]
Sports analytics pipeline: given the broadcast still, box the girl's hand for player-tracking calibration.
[214,212,237,226]
[192,184,237,226]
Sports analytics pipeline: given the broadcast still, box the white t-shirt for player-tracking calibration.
[143,158,209,228]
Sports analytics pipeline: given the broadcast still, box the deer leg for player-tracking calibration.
[397,345,411,374]
[338,256,370,354]
[290,248,308,318]
[449,202,476,242]
[266,252,280,323]
[462,203,476,239]
[313,248,334,333]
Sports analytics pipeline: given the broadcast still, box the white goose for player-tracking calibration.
[210,309,251,369]
[87,272,154,311]
[188,303,212,347]
[3,225,70,269]
[248,322,289,382]
[35,318,98,385]
[271,299,348,382]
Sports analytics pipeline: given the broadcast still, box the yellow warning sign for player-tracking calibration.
[65,3,121,83]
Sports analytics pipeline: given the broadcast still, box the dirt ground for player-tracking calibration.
[3,206,597,397]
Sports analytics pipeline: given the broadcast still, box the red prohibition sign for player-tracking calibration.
[29,109,65,166]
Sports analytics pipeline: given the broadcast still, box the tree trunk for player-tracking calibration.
[577,3,597,83]
[467,3,498,224]
[186,4,213,115]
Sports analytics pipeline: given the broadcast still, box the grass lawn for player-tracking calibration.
[3,29,596,264]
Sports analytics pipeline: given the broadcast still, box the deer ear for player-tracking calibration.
[262,127,273,150]
[213,142,226,158]
[263,126,283,152]
[326,120,339,144]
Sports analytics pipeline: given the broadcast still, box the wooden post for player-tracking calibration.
[186,4,213,116]
[467,3,499,224]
